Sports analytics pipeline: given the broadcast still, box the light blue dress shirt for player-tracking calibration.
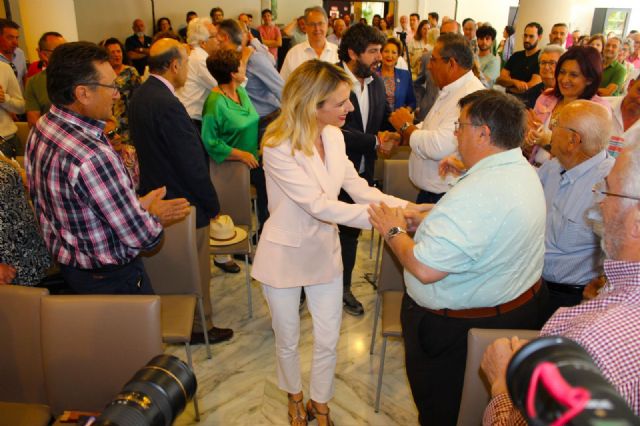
[538,151,614,286]
[406,148,546,310]
[245,50,283,117]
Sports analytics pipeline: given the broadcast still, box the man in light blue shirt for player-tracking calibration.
[0,19,27,92]
[538,100,614,318]
[369,90,547,425]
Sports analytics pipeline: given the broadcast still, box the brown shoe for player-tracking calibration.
[213,260,241,273]
[306,400,334,426]
[287,392,307,426]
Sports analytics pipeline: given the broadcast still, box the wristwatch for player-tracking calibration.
[400,121,412,135]
[386,226,407,240]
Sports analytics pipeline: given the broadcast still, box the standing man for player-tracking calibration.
[280,7,339,81]
[327,18,346,46]
[538,100,614,319]
[497,22,543,98]
[549,23,569,46]
[0,19,27,91]
[25,41,190,294]
[125,18,152,75]
[390,33,484,204]
[210,7,224,24]
[370,90,547,425]
[476,25,500,88]
[129,38,233,344]
[258,9,282,63]
[178,11,198,41]
[24,32,66,127]
[462,18,478,55]
[337,24,394,316]
[598,36,626,96]
[428,12,439,29]
[0,60,23,157]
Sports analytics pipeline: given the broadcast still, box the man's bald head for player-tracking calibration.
[559,100,611,156]
[148,38,186,73]
[440,20,460,34]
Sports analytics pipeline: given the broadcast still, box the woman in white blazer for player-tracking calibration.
[252,60,417,426]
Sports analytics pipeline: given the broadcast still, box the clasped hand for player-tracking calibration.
[368,202,434,236]
[377,131,401,157]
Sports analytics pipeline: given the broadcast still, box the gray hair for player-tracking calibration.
[218,19,243,46]
[304,6,327,22]
[438,32,473,69]
[540,43,565,60]
[563,100,612,156]
[186,17,212,46]
[621,141,640,200]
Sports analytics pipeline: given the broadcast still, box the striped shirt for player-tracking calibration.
[483,259,640,424]
[25,105,162,269]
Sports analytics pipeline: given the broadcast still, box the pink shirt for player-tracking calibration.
[258,24,281,61]
[627,55,640,70]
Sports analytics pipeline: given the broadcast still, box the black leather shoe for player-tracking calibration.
[343,291,364,316]
[190,326,234,345]
[214,260,241,273]
[233,254,253,264]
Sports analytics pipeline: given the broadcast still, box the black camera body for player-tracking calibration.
[507,336,639,425]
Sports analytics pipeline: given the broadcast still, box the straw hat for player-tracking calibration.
[209,215,247,246]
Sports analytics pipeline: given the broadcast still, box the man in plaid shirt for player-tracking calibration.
[25,41,190,294]
[481,142,640,423]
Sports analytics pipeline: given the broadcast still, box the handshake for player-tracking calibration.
[368,201,434,238]
[377,130,402,157]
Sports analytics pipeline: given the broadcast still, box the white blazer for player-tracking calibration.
[252,125,407,288]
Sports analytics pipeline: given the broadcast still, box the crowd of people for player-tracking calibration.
[0,6,640,426]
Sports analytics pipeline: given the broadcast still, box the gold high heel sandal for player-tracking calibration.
[288,393,307,426]
[306,400,334,426]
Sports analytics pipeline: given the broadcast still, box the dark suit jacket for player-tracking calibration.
[338,62,391,186]
[129,76,220,228]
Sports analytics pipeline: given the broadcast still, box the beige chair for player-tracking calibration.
[209,159,254,317]
[369,242,405,413]
[456,328,540,426]
[14,121,30,157]
[0,285,51,426]
[40,295,163,416]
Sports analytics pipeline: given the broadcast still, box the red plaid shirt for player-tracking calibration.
[483,259,640,424]
[26,105,162,269]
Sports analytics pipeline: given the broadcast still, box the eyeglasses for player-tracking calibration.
[592,181,640,202]
[77,81,119,94]
[431,55,450,63]
[540,60,557,67]
[105,127,120,139]
[454,120,481,132]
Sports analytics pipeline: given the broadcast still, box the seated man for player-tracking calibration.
[538,100,614,320]
[369,90,547,425]
[608,77,640,158]
[482,142,640,422]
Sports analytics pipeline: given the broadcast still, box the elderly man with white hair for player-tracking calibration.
[537,100,614,320]
[176,17,218,129]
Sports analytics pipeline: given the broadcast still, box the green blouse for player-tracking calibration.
[201,86,259,164]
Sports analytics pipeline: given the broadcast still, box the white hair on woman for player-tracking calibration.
[187,17,213,46]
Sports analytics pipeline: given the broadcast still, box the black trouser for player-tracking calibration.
[542,279,584,322]
[400,285,548,426]
[59,258,154,295]
[338,224,360,292]
[416,189,444,204]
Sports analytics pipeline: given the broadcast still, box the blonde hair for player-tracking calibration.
[263,60,352,156]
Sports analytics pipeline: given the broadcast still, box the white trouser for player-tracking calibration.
[262,277,343,403]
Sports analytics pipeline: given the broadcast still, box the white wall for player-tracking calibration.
[19,0,78,62]
[73,0,319,44]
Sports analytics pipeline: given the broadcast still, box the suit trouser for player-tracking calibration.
[193,226,214,332]
[262,276,343,403]
[400,284,548,426]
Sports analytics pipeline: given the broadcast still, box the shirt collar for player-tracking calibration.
[440,70,476,96]
[605,259,640,289]
[455,148,524,184]
[341,61,374,88]
[49,104,106,139]
[303,40,334,55]
[562,150,608,184]
[150,74,175,94]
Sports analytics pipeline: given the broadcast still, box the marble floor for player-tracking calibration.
[169,230,419,425]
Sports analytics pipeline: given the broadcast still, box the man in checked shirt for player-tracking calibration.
[25,41,190,294]
[481,142,640,423]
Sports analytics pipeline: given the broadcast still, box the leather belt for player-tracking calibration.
[544,280,584,295]
[422,279,542,319]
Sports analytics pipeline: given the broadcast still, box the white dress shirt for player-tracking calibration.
[279,41,339,81]
[176,46,217,121]
[409,70,484,193]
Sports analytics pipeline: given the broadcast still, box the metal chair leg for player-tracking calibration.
[245,255,253,318]
[369,228,375,258]
[374,336,388,413]
[371,235,383,283]
[369,294,382,355]
[185,343,201,421]
[197,297,211,359]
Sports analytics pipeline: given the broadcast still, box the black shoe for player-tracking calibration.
[233,254,253,264]
[299,289,306,313]
[214,260,241,273]
[190,326,234,345]
[343,291,364,316]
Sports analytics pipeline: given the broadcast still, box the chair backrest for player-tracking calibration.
[142,206,200,296]
[209,160,252,226]
[456,328,540,426]
[383,159,419,201]
[15,122,30,156]
[390,146,411,160]
[40,295,163,415]
[0,285,49,404]
[377,243,405,293]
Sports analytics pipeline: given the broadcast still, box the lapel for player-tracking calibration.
[292,127,341,199]
[349,90,365,132]
[364,80,378,133]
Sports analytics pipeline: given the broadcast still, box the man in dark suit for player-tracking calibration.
[129,38,233,344]
[337,24,399,315]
